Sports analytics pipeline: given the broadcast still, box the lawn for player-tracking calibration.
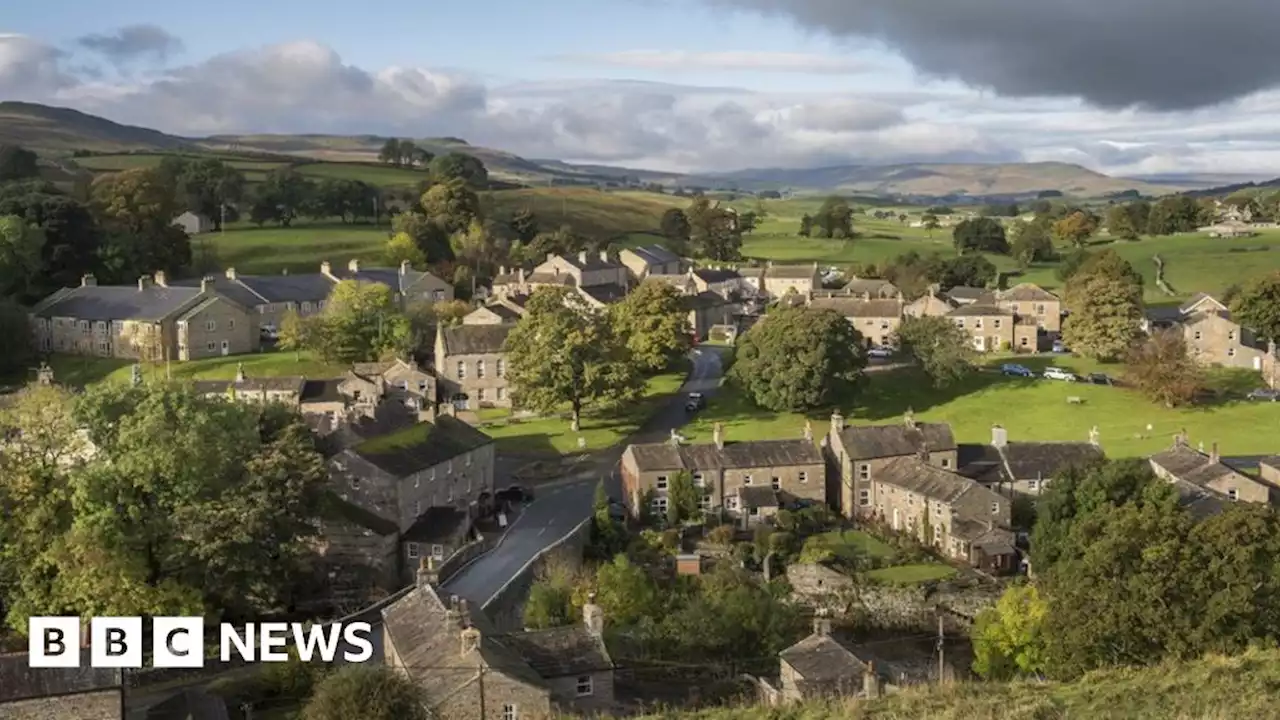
[682,355,1280,459]
[475,366,689,455]
[866,563,958,585]
[208,221,391,275]
[806,530,895,561]
[35,350,346,388]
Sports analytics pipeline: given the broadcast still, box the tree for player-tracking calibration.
[0,188,102,294]
[504,287,646,431]
[1052,210,1099,248]
[521,225,588,262]
[1009,218,1055,268]
[798,214,813,237]
[814,196,854,239]
[1229,272,1280,344]
[309,179,376,223]
[1055,248,1092,284]
[277,309,310,361]
[0,145,39,182]
[685,197,742,261]
[953,217,1009,255]
[729,306,866,412]
[981,203,1020,218]
[302,666,429,720]
[429,152,488,187]
[168,158,246,230]
[1106,204,1140,241]
[1079,249,1144,288]
[660,208,691,253]
[421,179,481,235]
[509,208,539,245]
[973,584,1048,680]
[392,210,452,262]
[299,281,411,363]
[610,280,691,372]
[1145,196,1202,236]
[936,254,996,289]
[667,471,701,525]
[450,219,505,277]
[896,315,977,387]
[594,554,661,626]
[0,299,33,374]
[921,213,940,237]
[1124,329,1204,407]
[0,215,45,299]
[253,168,315,227]
[1062,269,1142,362]
[90,168,191,277]
[384,231,427,268]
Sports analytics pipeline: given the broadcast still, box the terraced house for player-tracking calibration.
[436,323,514,409]
[808,296,904,348]
[491,251,631,307]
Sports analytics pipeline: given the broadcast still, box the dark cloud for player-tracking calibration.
[710,0,1280,110]
[77,25,183,65]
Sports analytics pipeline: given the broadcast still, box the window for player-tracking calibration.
[940,458,951,469]
[576,675,593,696]
[698,495,712,511]
[651,497,668,514]
[497,359,506,377]
[1029,479,1039,491]
[1036,304,1046,316]
[798,471,808,484]
[656,475,668,490]
[956,319,965,328]
[1227,348,1236,358]
[79,320,90,335]
[301,302,312,313]
[1228,331,1236,342]
[991,502,1000,514]
[434,290,446,301]
[974,318,984,329]
[478,388,487,402]
[95,321,107,335]
[502,704,518,720]
[432,544,445,560]
[1020,336,1029,346]
[933,524,942,541]
[743,474,754,486]
[97,341,109,354]
[227,319,235,330]
[406,542,420,558]
[477,360,486,379]
[993,319,1002,329]
[418,379,429,393]
[1228,488,1239,501]
[858,489,870,506]
[726,496,740,511]
[206,341,216,352]
[206,320,216,331]
[350,478,360,490]
[858,464,870,481]
[692,473,705,488]
[496,387,506,401]
[457,361,466,379]
[771,477,781,491]
[749,506,760,516]
[1194,331,1202,341]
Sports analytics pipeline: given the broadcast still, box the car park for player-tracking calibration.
[1001,363,1035,377]
[1042,367,1079,382]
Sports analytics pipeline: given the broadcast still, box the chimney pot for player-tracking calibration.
[348,259,361,273]
[1210,442,1220,464]
[600,250,609,263]
[225,267,237,280]
[153,271,168,287]
[201,277,212,294]
[578,251,588,265]
[583,596,605,635]
[991,425,1008,448]
[830,410,845,433]
[712,422,724,450]
[137,276,151,291]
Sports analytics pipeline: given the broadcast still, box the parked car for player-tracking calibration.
[1001,363,1035,377]
[685,392,707,412]
[867,346,895,359]
[1085,373,1115,386]
[496,485,534,505]
[1042,367,1079,382]
[1248,388,1280,402]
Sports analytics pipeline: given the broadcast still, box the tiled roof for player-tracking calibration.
[403,506,470,543]
[839,422,956,460]
[810,297,903,318]
[693,268,742,284]
[955,443,1005,484]
[997,442,1103,481]
[352,416,492,477]
[626,245,681,266]
[779,633,870,682]
[320,491,399,535]
[234,273,336,304]
[738,485,780,509]
[482,303,522,321]
[873,456,977,503]
[1149,445,1236,488]
[171,278,264,308]
[32,285,202,322]
[626,439,822,472]
[947,304,1013,318]
[579,283,628,305]
[944,286,995,303]
[842,278,899,296]
[329,267,446,296]
[998,284,1058,302]
[441,324,514,355]
[491,625,613,678]
[952,519,1016,554]
[300,379,345,404]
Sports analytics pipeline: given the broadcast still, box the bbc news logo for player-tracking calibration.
[28,617,374,668]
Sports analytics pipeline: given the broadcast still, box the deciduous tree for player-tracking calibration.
[1052,210,1099,247]
[384,231,427,268]
[729,306,866,412]
[429,152,488,187]
[90,167,191,276]
[509,207,539,245]
[685,197,742,261]
[1106,204,1139,241]
[1009,218,1056,267]
[896,315,977,387]
[814,196,854,239]
[0,188,102,293]
[421,179,481,235]
[610,280,691,372]
[0,215,45,300]
[0,145,39,182]
[302,666,429,720]
[953,217,1009,255]
[1062,270,1142,361]
[667,471,701,525]
[972,584,1048,680]
[1124,329,1204,407]
[660,208,691,254]
[252,168,315,228]
[1229,271,1280,343]
[302,281,411,363]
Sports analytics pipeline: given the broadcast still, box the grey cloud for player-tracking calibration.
[709,0,1280,110]
[0,34,73,96]
[547,50,877,74]
[77,25,183,65]
[790,99,905,132]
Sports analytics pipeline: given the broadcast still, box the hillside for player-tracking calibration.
[0,102,194,153]
[635,648,1280,720]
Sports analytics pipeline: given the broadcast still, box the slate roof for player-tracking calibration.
[1169,480,1229,520]
[491,626,613,678]
[1144,304,1186,325]
[955,443,1005,484]
[0,652,120,703]
[1149,445,1241,489]
[441,324,514,355]
[352,416,492,477]
[998,442,1103,481]
[679,291,729,311]
[1179,293,1228,315]
[481,303,523,321]
[842,278,899,296]
[947,304,1013,318]
[579,283,628,305]
[873,456,977,503]
[999,284,1058,302]
[838,422,956,460]
[1263,456,1280,470]
[403,506,470,543]
[779,633,871,682]
[810,297,903,318]
[526,271,577,286]
[764,264,818,279]
[626,244,681,266]
[952,520,1017,555]
[171,278,263,308]
[626,439,823,472]
[738,486,780,509]
[300,379,345,403]
[320,491,399,535]
[32,285,202,321]
[944,286,996,303]
[190,377,307,396]
[232,273,336,304]
[693,268,742,284]
[329,267,445,296]
[563,253,626,272]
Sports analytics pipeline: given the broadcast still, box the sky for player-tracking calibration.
[5,0,1280,176]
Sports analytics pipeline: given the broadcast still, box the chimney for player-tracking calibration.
[712,422,724,450]
[583,593,605,635]
[991,425,1008,448]
[138,276,152,291]
[81,274,97,287]
[499,265,507,277]
[200,276,214,293]
[863,662,881,699]
[400,260,410,275]
[987,519,995,531]
[917,440,930,463]
[153,270,168,287]
[225,267,237,280]
[830,410,845,434]
[578,251,589,265]
[600,250,610,263]
[460,625,481,656]
[348,259,361,273]
[320,261,333,278]
[416,556,432,588]
[803,420,813,442]
[812,611,832,637]
[546,253,555,263]
[1210,442,1220,465]
[518,268,526,284]
[904,408,916,429]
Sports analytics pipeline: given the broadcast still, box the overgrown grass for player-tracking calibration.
[36,350,345,388]
[626,647,1280,720]
[805,530,896,561]
[685,356,1280,459]
[865,564,958,584]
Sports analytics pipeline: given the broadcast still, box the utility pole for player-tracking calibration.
[478,664,486,719]
[936,611,946,684]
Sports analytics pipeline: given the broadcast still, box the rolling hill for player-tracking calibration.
[0,101,1188,198]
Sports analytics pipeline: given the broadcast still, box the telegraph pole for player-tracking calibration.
[936,612,946,684]
[478,664,486,718]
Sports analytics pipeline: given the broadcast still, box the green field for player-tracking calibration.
[483,187,686,241]
[685,355,1278,460]
[806,530,895,561]
[207,221,391,274]
[34,350,346,388]
[866,563,958,584]
[71,153,429,188]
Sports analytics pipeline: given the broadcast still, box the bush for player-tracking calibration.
[708,524,736,546]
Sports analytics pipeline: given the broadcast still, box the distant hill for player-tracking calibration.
[0,101,1193,199]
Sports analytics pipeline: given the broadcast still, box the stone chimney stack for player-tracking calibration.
[137,276,152,291]
[812,611,832,637]
[416,556,432,588]
[518,268,526,285]
[600,250,610,263]
[1210,442,1220,465]
[225,267,237,281]
[400,260,410,276]
[348,259,361,273]
[830,410,845,435]
[578,251,589,265]
[713,422,724,450]
[803,420,813,442]
[991,425,1008,448]
[320,261,333,278]
[583,593,605,635]
[153,271,168,287]
[460,625,481,656]
[904,408,916,429]
[81,274,97,287]
[917,440,930,463]
[863,661,881,699]
[200,276,214,294]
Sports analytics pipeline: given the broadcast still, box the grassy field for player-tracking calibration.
[71,152,429,188]
[206,221,391,274]
[632,647,1280,719]
[483,187,685,241]
[806,530,895,561]
[866,564,958,584]
[685,355,1279,460]
[34,350,346,388]
[476,366,689,455]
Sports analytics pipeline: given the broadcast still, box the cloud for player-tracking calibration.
[77,25,183,65]
[547,50,877,74]
[0,34,73,95]
[707,0,1280,110]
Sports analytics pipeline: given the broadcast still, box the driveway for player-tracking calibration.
[442,348,725,606]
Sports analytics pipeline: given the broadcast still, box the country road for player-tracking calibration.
[441,347,726,606]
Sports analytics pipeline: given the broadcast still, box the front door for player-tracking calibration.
[220,340,230,356]
[892,508,901,531]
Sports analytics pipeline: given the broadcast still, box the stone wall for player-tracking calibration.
[482,518,591,633]
[786,563,1004,633]
[428,533,500,586]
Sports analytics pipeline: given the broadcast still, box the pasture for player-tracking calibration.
[70,152,430,188]
[207,222,391,275]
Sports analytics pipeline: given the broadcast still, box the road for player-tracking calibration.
[441,347,725,607]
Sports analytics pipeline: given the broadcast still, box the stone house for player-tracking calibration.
[947,305,1016,353]
[1261,457,1280,486]
[382,580,615,719]
[620,244,684,280]
[0,654,122,720]
[212,267,337,333]
[173,210,213,235]
[643,272,699,296]
[30,274,256,361]
[826,413,958,518]
[681,291,737,340]
[956,425,1104,498]
[998,283,1062,334]
[402,505,474,572]
[464,302,525,326]
[314,492,402,596]
[435,324,515,409]
[904,291,957,318]
[943,287,996,306]
[324,259,454,305]
[808,297,904,348]
[750,262,820,300]
[691,267,751,299]
[327,415,496,533]
[1149,438,1276,514]
[620,425,825,525]
[841,277,902,300]
[771,615,905,703]
[865,456,1016,571]
[1183,311,1273,371]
